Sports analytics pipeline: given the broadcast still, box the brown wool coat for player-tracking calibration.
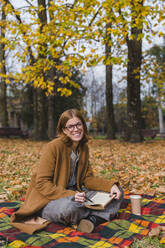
[11,137,116,234]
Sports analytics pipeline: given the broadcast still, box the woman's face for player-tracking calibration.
[63,117,84,143]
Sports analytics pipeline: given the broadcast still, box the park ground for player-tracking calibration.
[0,138,165,247]
[0,137,164,200]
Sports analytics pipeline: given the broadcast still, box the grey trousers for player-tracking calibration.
[41,190,124,225]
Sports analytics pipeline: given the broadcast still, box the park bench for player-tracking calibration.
[0,127,28,138]
[141,129,158,139]
[121,129,158,140]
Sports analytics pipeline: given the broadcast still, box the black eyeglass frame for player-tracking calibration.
[64,122,83,131]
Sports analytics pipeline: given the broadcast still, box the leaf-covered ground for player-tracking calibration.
[0,138,165,201]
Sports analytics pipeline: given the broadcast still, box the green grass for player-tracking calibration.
[93,135,106,139]
[131,237,164,248]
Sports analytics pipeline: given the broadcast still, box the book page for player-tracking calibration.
[86,192,112,206]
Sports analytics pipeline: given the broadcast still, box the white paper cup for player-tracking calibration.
[130,195,142,215]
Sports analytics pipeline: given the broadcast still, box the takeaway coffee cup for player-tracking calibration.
[130,195,142,215]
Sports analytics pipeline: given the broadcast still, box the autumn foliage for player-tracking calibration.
[1,0,165,94]
[0,138,164,201]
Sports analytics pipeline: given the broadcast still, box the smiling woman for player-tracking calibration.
[63,118,84,146]
[11,109,123,234]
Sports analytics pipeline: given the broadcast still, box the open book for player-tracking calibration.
[84,192,116,210]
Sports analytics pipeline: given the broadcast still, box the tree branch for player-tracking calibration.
[23,0,34,7]
[6,0,36,64]
[89,6,103,27]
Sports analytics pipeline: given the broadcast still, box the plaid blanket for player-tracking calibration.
[0,194,164,248]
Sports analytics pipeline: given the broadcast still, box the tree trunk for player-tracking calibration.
[0,79,8,127]
[126,1,143,142]
[37,0,47,26]
[0,3,8,127]
[37,88,47,140]
[33,88,39,138]
[47,1,56,140]
[33,88,47,140]
[32,0,48,140]
[157,87,164,134]
[158,106,164,134]
[48,95,55,140]
[105,23,116,139]
[126,36,143,142]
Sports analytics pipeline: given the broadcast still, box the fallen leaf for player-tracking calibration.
[148,226,161,237]
[160,237,165,244]
[0,138,165,200]
[160,226,165,231]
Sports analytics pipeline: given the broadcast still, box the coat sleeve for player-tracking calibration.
[35,142,75,200]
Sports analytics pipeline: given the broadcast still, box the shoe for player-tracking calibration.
[77,215,106,233]
[77,219,94,233]
[0,237,7,247]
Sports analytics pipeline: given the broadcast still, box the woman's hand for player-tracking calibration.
[110,184,121,200]
[75,191,85,203]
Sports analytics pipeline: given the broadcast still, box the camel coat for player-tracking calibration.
[11,137,116,234]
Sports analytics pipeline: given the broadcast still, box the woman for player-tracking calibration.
[11,109,123,234]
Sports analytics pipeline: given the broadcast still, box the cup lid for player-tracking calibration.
[130,195,142,199]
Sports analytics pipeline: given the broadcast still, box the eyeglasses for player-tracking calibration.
[65,122,83,131]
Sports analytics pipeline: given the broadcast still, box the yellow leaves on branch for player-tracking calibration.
[104,56,123,66]
[57,88,72,96]
[1,0,165,94]
[19,57,80,95]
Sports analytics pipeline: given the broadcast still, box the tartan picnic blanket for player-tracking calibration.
[0,194,164,248]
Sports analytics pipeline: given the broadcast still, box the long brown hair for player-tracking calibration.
[56,109,88,145]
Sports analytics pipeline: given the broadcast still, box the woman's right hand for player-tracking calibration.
[75,191,85,203]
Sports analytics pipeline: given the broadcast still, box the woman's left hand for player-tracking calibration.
[110,184,121,200]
